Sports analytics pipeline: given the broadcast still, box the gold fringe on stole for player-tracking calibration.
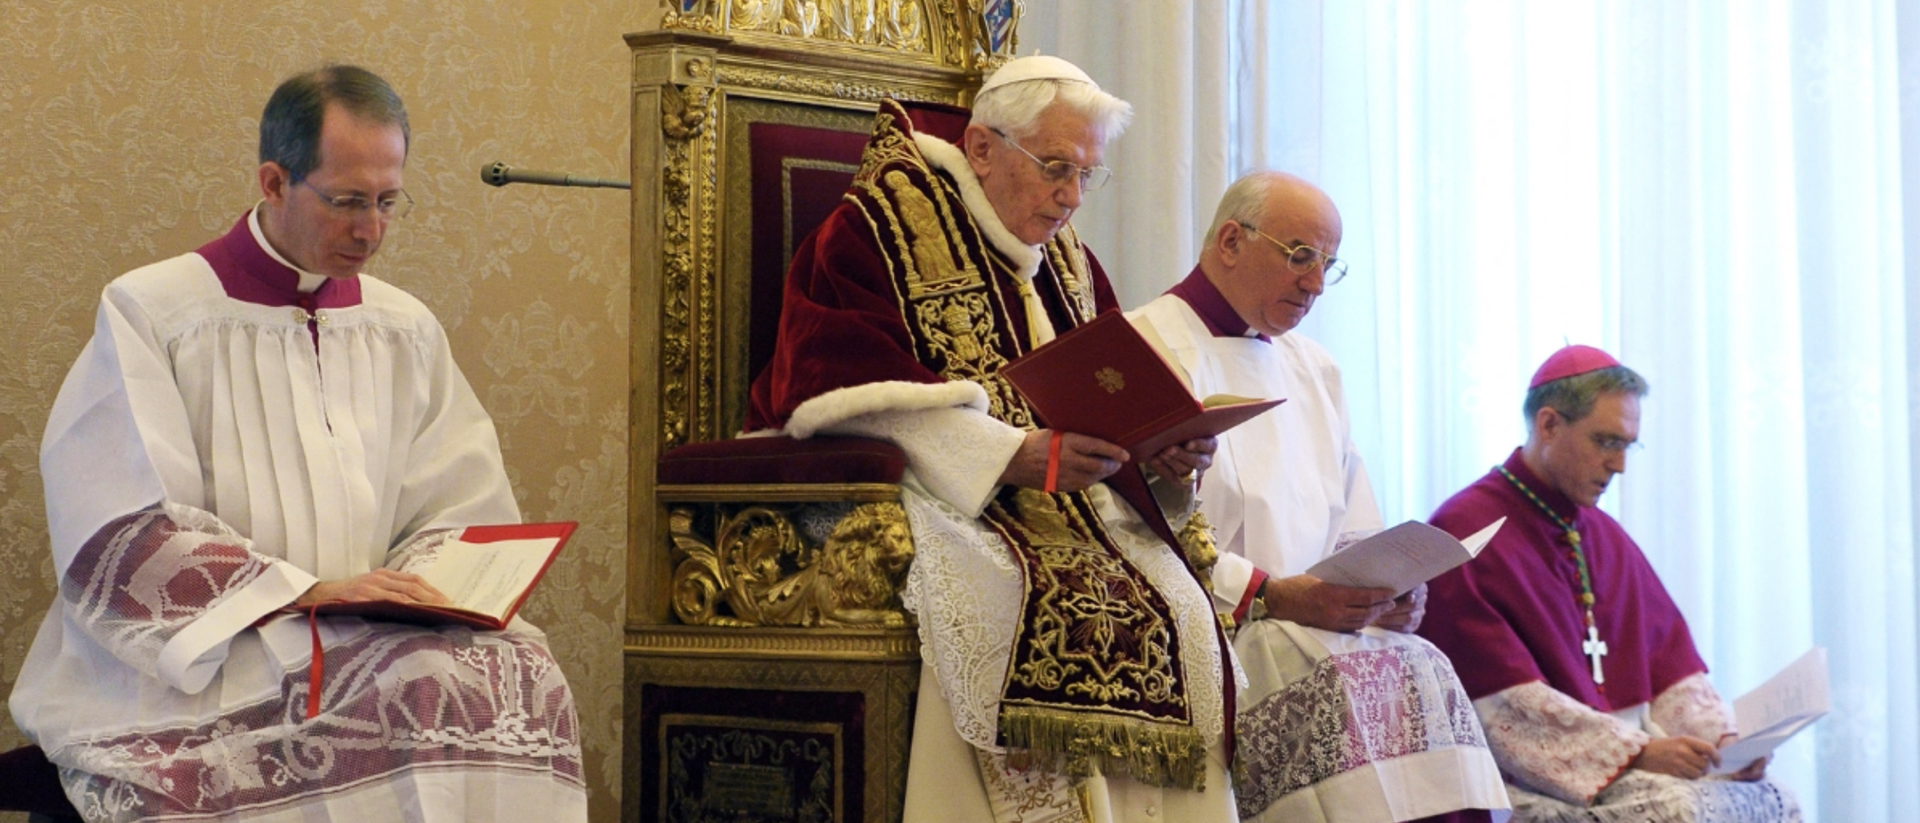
[999,704,1209,791]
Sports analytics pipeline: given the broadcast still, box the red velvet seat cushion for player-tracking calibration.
[658,435,906,486]
[0,745,79,817]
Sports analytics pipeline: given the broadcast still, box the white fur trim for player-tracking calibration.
[786,380,989,439]
[912,131,1042,281]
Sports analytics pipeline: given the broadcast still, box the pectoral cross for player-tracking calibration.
[1582,625,1609,685]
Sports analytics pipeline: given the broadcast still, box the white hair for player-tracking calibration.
[1203,173,1283,247]
[970,79,1134,144]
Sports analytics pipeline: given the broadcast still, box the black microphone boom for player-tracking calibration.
[480,162,629,190]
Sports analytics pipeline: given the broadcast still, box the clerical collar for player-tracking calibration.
[1167,265,1267,342]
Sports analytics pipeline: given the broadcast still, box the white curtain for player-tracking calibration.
[1025,2,1919,820]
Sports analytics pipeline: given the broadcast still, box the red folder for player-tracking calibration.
[307,521,577,630]
[1000,311,1284,459]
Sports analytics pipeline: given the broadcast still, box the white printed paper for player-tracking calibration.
[1305,517,1506,595]
[416,537,560,621]
[1712,646,1830,774]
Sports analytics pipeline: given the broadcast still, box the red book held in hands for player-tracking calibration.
[1000,310,1285,459]
[311,521,577,630]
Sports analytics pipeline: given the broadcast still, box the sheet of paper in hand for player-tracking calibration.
[1304,517,1506,597]
[1712,646,1830,774]
[999,310,1284,459]
[313,522,577,630]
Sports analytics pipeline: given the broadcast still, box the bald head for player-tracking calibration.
[1198,172,1343,337]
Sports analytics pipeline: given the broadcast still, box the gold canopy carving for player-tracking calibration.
[662,0,1022,71]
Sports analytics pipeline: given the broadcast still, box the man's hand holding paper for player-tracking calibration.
[1263,574,1397,632]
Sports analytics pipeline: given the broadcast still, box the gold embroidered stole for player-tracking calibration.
[846,101,1205,789]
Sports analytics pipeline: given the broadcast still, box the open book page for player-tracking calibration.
[1712,647,1830,774]
[416,536,563,621]
[1305,517,1506,596]
[1201,393,1263,408]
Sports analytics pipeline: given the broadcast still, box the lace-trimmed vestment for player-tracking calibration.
[745,101,1236,823]
[10,211,585,822]
[1423,453,1799,821]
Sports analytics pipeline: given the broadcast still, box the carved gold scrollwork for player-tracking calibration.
[670,502,916,627]
[662,10,725,34]
[659,82,716,450]
[711,65,950,104]
[662,83,712,140]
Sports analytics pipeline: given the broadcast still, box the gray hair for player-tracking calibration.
[259,65,410,182]
[1204,173,1283,246]
[970,79,1133,144]
[1525,365,1650,423]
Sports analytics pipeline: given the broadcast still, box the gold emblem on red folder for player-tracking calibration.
[1096,367,1125,394]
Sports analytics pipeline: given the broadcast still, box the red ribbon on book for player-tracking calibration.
[305,603,328,720]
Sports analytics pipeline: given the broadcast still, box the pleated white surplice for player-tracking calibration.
[11,228,584,823]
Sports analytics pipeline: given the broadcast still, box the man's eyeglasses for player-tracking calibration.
[990,127,1113,192]
[299,179,415,221]
[1239,222,1347,285]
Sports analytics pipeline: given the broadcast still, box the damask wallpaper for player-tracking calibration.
[0,3,653,821]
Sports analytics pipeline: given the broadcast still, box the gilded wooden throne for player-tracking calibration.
[623,3,1020,821]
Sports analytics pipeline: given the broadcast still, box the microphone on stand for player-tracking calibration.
[480,162,629,190]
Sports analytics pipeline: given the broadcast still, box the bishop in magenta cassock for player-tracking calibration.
[1420,346,1799,823]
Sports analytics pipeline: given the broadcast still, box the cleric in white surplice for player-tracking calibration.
[1128,171,1510,823]
[8,65,585,822]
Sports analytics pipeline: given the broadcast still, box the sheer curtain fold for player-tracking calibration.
[1027,1,1918,820]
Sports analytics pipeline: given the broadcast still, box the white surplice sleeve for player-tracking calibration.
[1474,681,1649,805]
[41,283,317,694]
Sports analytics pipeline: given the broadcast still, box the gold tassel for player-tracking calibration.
[1177,510,1219,588]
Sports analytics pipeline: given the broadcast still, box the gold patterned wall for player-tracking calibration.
[0,3,648,821]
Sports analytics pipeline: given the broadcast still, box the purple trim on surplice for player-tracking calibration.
[196,213,362,310]
[1166,264,1266,342]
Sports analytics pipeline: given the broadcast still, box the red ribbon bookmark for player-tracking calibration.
[1043,430,1064,493]
[305,603,330,720]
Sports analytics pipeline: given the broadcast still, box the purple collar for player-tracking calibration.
[1166,265,1265,342]
[195,212,362,310]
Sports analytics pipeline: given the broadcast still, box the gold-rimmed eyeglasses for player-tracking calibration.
[990,127,1113,192]
[1239,222,1348,285]
[299,179,415,221]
